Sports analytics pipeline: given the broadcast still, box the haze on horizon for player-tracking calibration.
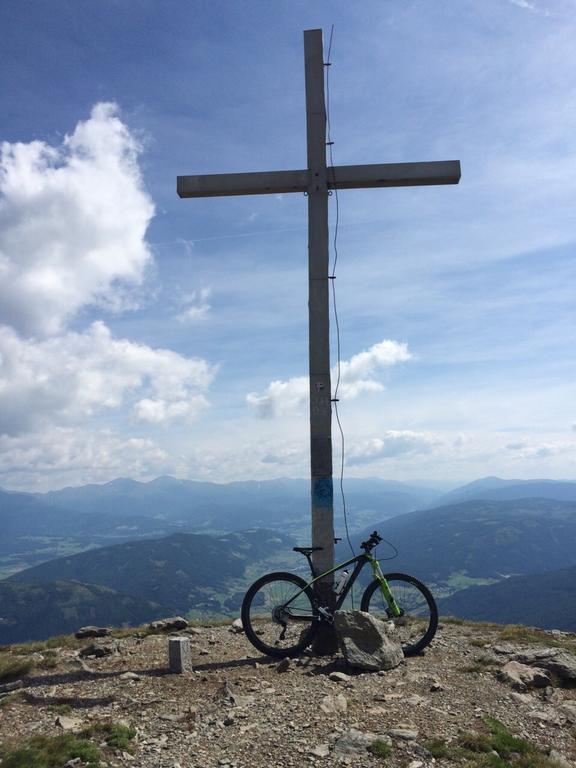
[1,0,575,494]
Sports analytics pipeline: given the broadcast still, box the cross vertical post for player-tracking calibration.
[304,29,337,653]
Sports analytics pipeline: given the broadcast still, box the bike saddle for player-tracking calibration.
[292,546,323,554]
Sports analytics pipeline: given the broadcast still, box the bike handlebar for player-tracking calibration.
[360,530,383,552]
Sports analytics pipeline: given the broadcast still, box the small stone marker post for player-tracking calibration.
[168,636,193,674]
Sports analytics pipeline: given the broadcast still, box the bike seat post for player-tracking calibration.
[305,553,317,579]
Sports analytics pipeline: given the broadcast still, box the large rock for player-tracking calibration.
[79,640,119,659]
[334,728,392,754]
[334,610,403,671]
[512,648,576,685]
[497,661,551,691]
[74,626,111,639]
[148,616,189,633]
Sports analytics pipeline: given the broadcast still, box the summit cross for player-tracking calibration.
[178,28,460,652]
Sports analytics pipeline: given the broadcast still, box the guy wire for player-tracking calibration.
[325,26,356,576]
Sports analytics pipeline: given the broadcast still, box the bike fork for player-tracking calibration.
[374,564,403,618]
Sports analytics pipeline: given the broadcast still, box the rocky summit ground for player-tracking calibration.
[0,618,575,768]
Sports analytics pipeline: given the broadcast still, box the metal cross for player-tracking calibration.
[178,28,460,652]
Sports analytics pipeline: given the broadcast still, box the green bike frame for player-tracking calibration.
[285,550,402,620]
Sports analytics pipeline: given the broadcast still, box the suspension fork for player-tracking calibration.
[370,557,403,618]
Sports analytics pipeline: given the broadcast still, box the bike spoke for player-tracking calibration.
[244,576,315,654]
[364,576,436,652]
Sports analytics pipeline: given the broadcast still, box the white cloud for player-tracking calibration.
[247,375,308,418]
[177,287,212,323]
[247,339,411,418]
[337,340,412,398]
[0,427,182,492]
[347,431,441,466]
[0,102,154,337]
[507,0,539,12]
[261,444,304,466]
[133,396,208,425]
[0,321,216,435]
[505,439,575,460]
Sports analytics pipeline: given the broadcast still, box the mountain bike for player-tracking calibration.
[241,530,438,658]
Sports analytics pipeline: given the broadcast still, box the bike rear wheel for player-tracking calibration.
[241,572,318,658]
[360,572,438,656]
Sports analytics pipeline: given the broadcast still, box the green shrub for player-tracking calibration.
[82,722,136,752]
[458,731,492,753]
[368,740,392,758]
[485,717,531,759]
[423,738,449,758]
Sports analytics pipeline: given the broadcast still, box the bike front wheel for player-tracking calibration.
[241,572,318,658]
[360,572,438,656]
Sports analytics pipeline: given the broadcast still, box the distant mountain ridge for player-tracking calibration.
[437,564,576,632]
[349,497,576,585]
[33,475,439,529]
[434,477,576,507]
[0,476,438,578]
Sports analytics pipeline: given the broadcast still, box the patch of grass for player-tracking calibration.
[461,654,500,674]
[0,734,100,767]
[0,691,24,709]
[190,618,233,627]
[423,738,450,758]
[458,731,493,753]
[11,635,82,654]
[368,740,392,758]
[81,722,136,752]
[0,656,33,683]
[48,703,73,715]
[499,625,576,656]
[439,615,468,626]
[452,717,560,768]
[484,717,530,760]
[37,651,59,670]
[470,637,491,648]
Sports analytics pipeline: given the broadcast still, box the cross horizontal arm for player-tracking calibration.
[330,160,461,190]
[177,160,460,199]
[177,169,308,198]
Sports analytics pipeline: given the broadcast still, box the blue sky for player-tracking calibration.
[0,0,575,491]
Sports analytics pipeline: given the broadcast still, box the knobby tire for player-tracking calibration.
[241,572,318,658]
[360,572,438,656]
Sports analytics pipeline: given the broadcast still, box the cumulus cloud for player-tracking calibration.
[247,340,411,418]
[347,431,441,466]
[0,427,181,491]
[0,321,216,435]
[247,375,308,418]
[0,102,154,337]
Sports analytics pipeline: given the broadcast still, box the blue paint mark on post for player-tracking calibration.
[312,477,333,507]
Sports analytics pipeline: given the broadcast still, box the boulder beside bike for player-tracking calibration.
[334,610,404,671]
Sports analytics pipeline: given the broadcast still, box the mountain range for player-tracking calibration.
[2,475,576,641]
[0,476,439,577]
[348,497,576,588]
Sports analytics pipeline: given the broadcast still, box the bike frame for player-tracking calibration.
[285,551,402,619]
